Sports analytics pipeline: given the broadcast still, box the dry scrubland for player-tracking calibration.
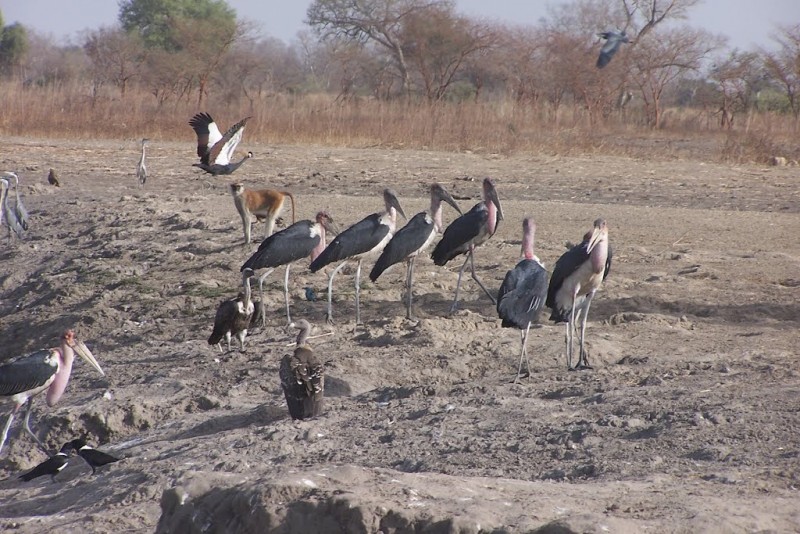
[0,98,798,533]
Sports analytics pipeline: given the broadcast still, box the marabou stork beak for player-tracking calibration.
[392,197,407,221]
[487,185,504,221]
[71,339,104,376]
[586,220,607,253]
[441,188,462,215]
[325,218,341,236]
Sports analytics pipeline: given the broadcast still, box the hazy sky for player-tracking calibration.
[1,0,796,51]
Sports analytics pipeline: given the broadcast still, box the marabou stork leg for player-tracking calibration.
[450,252,472,313]
[326,260,349,324]
[405,257,416,320]
[258,268,276,327]
[576,292,596,370]
[567,303,578,371]
[514,323,533,383]
[468,250,497,305]
[283,263,292,324]
[225,332,232,353]
[354,259,364,325]
[22,400,47,453]
[0,408,16,455]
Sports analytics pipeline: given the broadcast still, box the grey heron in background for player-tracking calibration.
[189,112,252,175]
[597,30,629,68]
[497,218,549,382]
[0,330,104,455]
[280,319,325,420]
[310,189,406,325]
[370,183,462,319]
[137,138,149,186]
[241,211,339,326]
[431,177,503,313]
[546,219,612,370]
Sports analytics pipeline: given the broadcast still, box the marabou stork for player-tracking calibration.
[241,211,339,326]
[0,330,104,455]
[370,183,462,319]
[546,219,612,370]
[48,168,60,187]
[67,438,121,474]
[309,189,406,324]
[497,218,549,382]
[431,177,504,313]
[597,30,629,68]
[189,112,253,176]
[208,268,256,352]
[18,442,72,482]
[137,138,149,186]
[279,319,324,420]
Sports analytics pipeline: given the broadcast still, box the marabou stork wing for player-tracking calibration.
[208,116,250,166]
[498,260,549,329]
[431,203,487,266]
[188,112,222,164]
[0,349,58,397]
[242,220,318,271]
[370,212,433,281]
[309,213,389,272]
[604,244,613,280]
[545,242,592,310]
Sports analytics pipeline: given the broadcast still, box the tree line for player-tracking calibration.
[1,0,798,130]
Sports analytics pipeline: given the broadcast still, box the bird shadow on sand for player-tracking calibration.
[170,405,286,441]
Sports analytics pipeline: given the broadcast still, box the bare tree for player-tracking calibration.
[400,5,496,101]
[306,0,448,97]
[84,27,146,97]
[710,51,763,129]
[628,26,721,127]
[762,24,800,121]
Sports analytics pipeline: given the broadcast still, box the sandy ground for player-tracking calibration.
[0,136,798,533]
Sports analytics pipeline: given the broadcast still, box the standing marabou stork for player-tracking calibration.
[48,168,60,187]
[241,211,339,326]
[0,178,25,240]
[431,177,504,313]
[208,268,256,352]
[497,218,549,382]
[370,183,462,319]
[18,442,73,482]
[0,330,104,455]
[137,138,149,186]
[310,189,406,325]
[189,112,253,176]
[279,319,324,420]
[546,218,612,370]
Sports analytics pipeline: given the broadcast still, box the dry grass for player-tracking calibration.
[0,81,797,163]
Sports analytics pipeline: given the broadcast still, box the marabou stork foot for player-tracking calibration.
[513,369,531,383]
[568,363,593,371]
[325,313,334,325]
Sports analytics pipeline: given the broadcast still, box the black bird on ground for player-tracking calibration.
[48,168,60,187]
[597,30,629,68]
[310,189,406,325]
[208,269,255,352]
[189,112,253,175]
[546,219,612,370]
[18,442,71,482]
[431,177,503,313]
[370,183,462,320]
[67,438,121,475]
[280,320,324,420]
[497,218,549,382]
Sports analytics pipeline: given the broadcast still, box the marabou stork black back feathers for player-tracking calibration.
[497,260,549,329]
[369,211,430,281]
[431,203,488,266]
[309,213,389,272]
[0,349,58,397]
